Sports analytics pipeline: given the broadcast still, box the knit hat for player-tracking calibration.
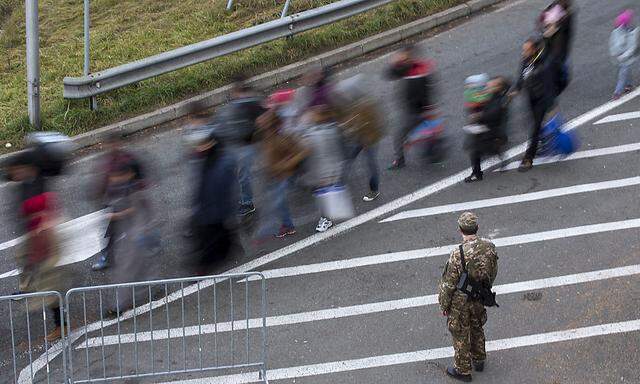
[616,9,633,28]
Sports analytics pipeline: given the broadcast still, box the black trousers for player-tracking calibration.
[470,151,482,176]
[194,224,233,274]
[524,99,550,161]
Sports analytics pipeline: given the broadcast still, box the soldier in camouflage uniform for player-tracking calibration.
[438,212,498,382]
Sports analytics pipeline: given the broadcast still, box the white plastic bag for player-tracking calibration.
[314,185,355,221]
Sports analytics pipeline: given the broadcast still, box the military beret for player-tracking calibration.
[458,212,478,231]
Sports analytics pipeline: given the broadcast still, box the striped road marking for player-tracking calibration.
[243,218,640,282]
[157,319,640,383]
[381,176,640,223]
[77,264,640,349]
[594,111,640,125]
[497,142,640,172]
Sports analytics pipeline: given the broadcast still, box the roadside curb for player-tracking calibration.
[1,0,503,162]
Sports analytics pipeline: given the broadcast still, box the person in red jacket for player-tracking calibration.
[386,44,438,169]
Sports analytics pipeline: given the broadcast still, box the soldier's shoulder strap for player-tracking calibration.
[458,244,467,273]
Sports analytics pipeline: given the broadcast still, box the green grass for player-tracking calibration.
[0,0,464,153]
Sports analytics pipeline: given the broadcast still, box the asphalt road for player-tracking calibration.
[2,0,640,382]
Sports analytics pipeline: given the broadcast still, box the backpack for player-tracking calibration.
[456,244,499,307]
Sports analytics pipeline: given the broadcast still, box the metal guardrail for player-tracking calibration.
[63,0,395,99]
[64,272,268,383]
[1,291,67,384]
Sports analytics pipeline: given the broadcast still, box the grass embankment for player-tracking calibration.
[0,0,465,153]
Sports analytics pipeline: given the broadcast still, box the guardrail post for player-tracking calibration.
[25,0,41,128]
[84,0,98,110]
[280,0,292,18]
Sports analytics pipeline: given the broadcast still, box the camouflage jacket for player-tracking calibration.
[438,235,498,313]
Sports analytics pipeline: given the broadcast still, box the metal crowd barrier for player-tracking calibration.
[0,291,67,384]
[64,272,268,383]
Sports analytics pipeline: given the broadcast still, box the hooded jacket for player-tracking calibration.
[610,26,639,66]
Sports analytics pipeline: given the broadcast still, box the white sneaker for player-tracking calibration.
[363,191,380,202]
[315,217,333,232]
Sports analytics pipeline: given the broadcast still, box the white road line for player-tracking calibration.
[21,64,640,384]
[0,210,107,279]
[156,319,640,383]
[594,111,640,125]
[243,218,640,282]
[497,142,640,172]
[381,176,640,223]
[77,264,640,349]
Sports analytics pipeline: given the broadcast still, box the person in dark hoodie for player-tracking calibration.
[190,132,238,275]
[91,132,146,271]
[539,1,574,97]
[386,44,438,170]
[210,76,266,217]
[512,37,555,172]
[464,77,511,182]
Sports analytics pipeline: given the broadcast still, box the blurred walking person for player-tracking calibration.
[464,76,511,182]
[609,10,638,100]
[91,133,146,271]
[511,37,555,172]
[212,76,266,216]
[386,44,438,169]
[334,75,384,201]
[104,160,159,314]
[190,132,238,275]
[3,152,65,341]
[299,105,347,232]
[539,0,575,96]
[255,92,310,239]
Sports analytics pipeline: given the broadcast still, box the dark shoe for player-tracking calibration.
[624,86,634,94]
[518,159,533,172]
[388,158,405,170]
[238,204,256,216]
[446,366,472,382]
[275,226,296,238]
[91,257,109,271]
[464,173,483,183]
[473,361,484,372]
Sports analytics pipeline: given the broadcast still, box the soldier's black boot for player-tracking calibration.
[473,361,484,372]
[446,366,472,382]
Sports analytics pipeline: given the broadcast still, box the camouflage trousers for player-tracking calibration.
[447,299,487,375]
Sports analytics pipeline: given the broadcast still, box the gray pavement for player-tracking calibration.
[2,0,640,383]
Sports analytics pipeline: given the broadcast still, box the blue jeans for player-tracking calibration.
[236,145,256,206]
[615,63,633,96]
[258,178,294,236]
[341,144,380,192]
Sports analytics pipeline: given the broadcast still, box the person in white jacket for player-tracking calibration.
[610,10,638,99]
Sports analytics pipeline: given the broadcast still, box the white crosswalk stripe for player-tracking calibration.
[381,176,640,223]
[243,218,640,282]
[497,141,640,172]
[78,264,640,349]
[594,110,640,125]
[158,320,640,384]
